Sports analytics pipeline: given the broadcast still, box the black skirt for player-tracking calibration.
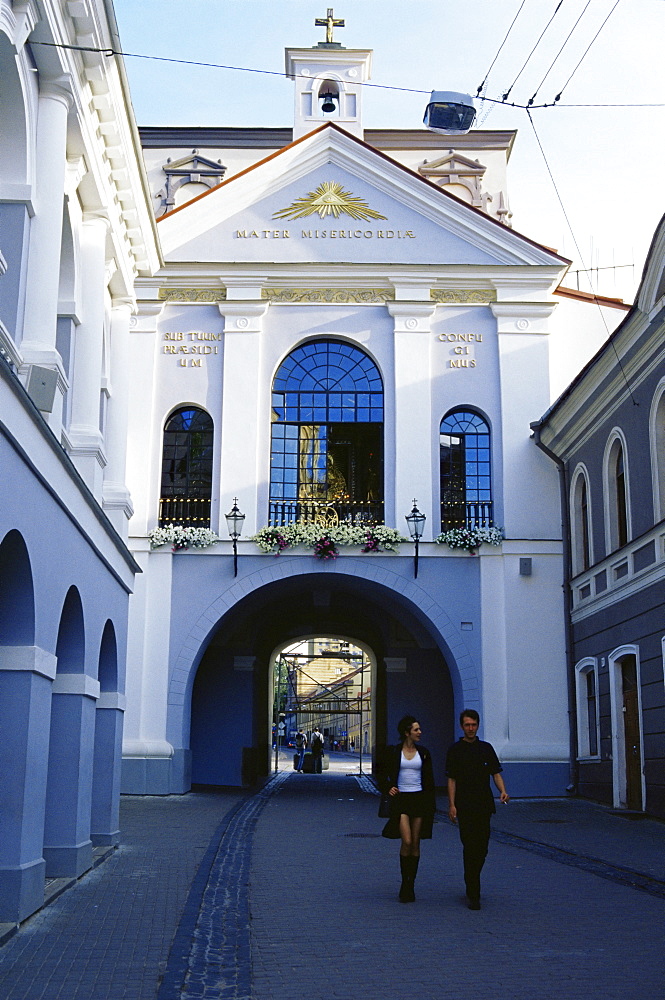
[393,790,428,818]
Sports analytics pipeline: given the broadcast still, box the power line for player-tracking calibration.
[553,0,621,103]
[30,40,663,110]
[30,40,431,96]
[527,0,591,107]
[526,110,638,406]
[475,0,528,98]
[501,1,567,103]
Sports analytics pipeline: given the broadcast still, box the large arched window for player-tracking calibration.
[605,433,630,552]
[439,409,492,531]
[270,340,383,526]
[649,380,665,522]
[571,467,592,574]
[159,406,214,526]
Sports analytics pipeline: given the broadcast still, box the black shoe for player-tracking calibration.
[467,896,481,910]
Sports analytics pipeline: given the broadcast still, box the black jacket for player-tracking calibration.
[379,743,436,839]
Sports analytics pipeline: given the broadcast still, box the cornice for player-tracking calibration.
[262,287,394,303]
[431,289,496,304]
[159,287,227,303]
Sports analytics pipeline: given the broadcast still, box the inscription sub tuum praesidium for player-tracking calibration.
[162,331,221,368]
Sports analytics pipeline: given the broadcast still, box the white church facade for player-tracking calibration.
[121,40,624,795]
[0,1,631,925]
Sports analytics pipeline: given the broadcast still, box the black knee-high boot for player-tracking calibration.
[399,855,410,902]
[407,855,419,902]
[399,855,419,902]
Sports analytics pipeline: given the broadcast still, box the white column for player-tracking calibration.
[102,299,134,538]
[388,301,436,538]
[217,296,268,536]
[491,302,559,540]
[20,82,73,436]
[125,301,163,537]
[67,214,109,497]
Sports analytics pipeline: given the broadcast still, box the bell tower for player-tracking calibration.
[285,8,372,140]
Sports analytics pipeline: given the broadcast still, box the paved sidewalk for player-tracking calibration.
[250,774,664,1000]
[0,770,662,1000]
[0,791,243,1000]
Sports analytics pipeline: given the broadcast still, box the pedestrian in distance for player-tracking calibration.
[446,708,509,910]
[379,715,436,903]
[294,729,307,771]
[310,726,324,773]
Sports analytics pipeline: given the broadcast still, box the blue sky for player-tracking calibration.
[113,0,665,302]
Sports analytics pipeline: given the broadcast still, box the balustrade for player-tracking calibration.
[440,501,493,532]
[269,500,384,528]
[158,497,211,527]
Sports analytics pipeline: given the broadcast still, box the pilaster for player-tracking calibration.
[388,301,436,537]
[43,672,99,878]
[217,297,269,537]
[20,81,73,438]
[0,646,56,922]
[67,213,110,497]
[490,300,560,539]
[126,300,163,536]
[102,299,135,537]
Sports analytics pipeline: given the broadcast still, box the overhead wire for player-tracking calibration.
[553,0,621,102]
[29,40,663,109]
[527,0,591,106]
[526,110,638,405]
[475,0,528,97]
[31,20,650,400]
[501,1,567,103]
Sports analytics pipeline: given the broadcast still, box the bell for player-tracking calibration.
[320,92,337,113]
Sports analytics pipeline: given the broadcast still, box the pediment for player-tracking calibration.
[163,151,226,177]
[157,124,566,271]
[419,151,486,178]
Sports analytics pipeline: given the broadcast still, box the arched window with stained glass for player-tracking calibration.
[439,408,492,531]
[159,406,214,526]
[270,340,384,526]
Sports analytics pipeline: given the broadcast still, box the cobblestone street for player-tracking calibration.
[0,763,662,1000]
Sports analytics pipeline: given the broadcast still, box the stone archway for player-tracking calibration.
[176,562,477,789]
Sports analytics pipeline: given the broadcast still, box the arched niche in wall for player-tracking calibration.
[0,529,35,646]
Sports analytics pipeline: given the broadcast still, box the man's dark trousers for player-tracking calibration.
[457,810,491,900]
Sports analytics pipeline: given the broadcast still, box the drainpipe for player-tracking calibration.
[531,422,579,796]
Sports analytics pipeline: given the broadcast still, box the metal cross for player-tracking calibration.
[315,8,345,45]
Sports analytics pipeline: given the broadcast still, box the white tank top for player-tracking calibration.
[398,750,422,792]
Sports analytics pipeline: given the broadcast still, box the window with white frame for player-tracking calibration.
[604,433,630,553]
[649,381,665,522]
[571,467,592,575]
[576,658,600,758]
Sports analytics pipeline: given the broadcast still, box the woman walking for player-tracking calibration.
[380,715,436,902]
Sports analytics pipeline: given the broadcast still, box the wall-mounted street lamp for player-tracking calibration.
[225,497,245,577]
[405,499,426,578]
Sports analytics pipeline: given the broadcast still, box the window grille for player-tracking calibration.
[439,409,492,531]
[159,407,214,526]
[270,341,384,526]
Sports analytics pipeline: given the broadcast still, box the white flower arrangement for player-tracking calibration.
[434,526,504,553]
[250,523,406,555]
[148,525,220,551]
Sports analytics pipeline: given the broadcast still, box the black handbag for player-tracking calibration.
[378,793,391,818]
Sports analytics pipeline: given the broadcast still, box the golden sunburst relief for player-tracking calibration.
[273,181,387,222]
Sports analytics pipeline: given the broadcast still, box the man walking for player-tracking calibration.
[295,729,307,771]
[446,709,509,910]
[310,726,324,773]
